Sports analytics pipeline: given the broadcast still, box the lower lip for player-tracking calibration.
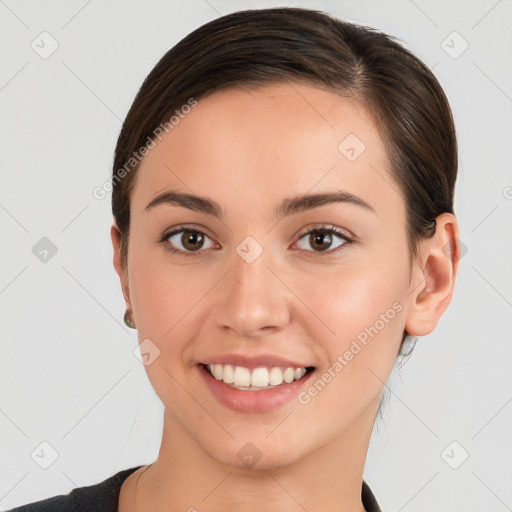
[198,364,314,413]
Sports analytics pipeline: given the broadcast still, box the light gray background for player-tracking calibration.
[1,0,511,510]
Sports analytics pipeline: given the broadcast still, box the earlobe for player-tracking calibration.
[110,223,131,306]
[405,213,460,337]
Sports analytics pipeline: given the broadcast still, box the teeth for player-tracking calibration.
[269,367,284,386]
[222,364,234,383]
[233,366,251,386]
[213,364,223,380]
[294,368,304,381]
[283,367,295,384]
[206,364,308,390]
[251,367,269,387]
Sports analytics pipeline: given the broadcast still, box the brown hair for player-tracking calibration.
[111,6,457,361]
[112,7,457,261]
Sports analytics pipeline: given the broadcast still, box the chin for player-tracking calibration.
[203,433,311,472]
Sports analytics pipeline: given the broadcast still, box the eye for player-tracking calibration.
[161,227,215,256]
[161,224,353,257]
[294,225,353,254]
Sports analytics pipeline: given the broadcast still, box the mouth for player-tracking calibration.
[197,362,316,413]
[201,363,315,391]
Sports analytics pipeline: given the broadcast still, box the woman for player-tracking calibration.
[8,6,460,512]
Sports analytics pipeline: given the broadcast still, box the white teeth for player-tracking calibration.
[233,366,251,387]
[222,364,234,384]
[283,367,295,384]
[269,367,284,386]
[213,364,223,380]
[251,367,269,387]
[206,364,308,390]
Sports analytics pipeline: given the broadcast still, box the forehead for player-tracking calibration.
[132,82,398,218]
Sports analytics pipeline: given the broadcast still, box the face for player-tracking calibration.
[113,82,429,469]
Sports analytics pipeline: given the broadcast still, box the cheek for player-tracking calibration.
[127,248,201,345]
[290,264,408,429]
[297,254,409,372]
[127,254,209,402]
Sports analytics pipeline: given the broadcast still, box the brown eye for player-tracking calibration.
[309,231,333,251]
[295,227,351,253]
[181,230,205,251]
[164,228,215,255]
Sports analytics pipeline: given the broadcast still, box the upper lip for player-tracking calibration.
[200,353,313,370]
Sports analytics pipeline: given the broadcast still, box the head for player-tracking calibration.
[110,7,460,468]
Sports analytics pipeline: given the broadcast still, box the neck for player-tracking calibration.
[129,405,377,512]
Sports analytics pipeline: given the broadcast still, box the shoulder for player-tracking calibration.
[5,466,143,512]
[4,493,74,512]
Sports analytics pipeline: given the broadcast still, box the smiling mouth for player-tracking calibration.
[201,363,315,391]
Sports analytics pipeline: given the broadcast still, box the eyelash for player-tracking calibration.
[160,224,353,257]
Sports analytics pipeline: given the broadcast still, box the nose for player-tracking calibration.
[215,243,291,338]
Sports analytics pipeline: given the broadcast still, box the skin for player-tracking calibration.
[112,82,460,511]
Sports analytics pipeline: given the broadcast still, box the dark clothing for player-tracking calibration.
[7,465,382,511]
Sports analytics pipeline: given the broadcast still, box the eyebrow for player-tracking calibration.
[144,189,375,218]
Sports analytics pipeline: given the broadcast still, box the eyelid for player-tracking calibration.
[161,223,215,241]
[295,223,354,241]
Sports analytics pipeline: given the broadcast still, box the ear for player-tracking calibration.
[405,212,461,337]
[111,222,131,310]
